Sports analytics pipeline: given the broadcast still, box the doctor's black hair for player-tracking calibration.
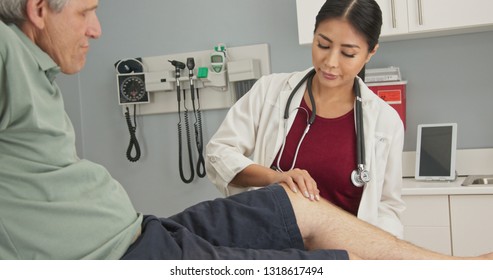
[314,0,382,52]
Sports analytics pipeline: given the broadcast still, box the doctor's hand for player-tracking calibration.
[275,168,320,201]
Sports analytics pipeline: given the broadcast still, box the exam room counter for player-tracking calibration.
[400,148,493,257]
[402,177,493,195]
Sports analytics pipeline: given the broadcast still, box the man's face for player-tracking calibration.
[36,0,101,74]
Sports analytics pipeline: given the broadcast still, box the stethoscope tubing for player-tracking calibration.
[277,69,369,187]
[353,77,365,166]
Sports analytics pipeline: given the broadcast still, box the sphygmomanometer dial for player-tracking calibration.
[118,74,148,104]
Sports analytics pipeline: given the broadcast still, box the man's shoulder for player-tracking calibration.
[0,20,9,33]
[0,21,13,40]
[0,21,19,53]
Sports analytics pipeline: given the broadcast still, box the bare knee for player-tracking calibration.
[347,252,362,260]
[278,183,321,245]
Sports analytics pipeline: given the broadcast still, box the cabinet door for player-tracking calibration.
[449,195,493,256]
[297,0,409,43]
[407,0,493,33]
[296,0,325,45]
[401,195,452,255]
[376,0,409,37]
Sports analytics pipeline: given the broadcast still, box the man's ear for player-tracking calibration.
[25,0,48,29]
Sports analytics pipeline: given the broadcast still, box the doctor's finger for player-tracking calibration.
[291,170,319,201]
[289,172,315,200]
[302,176,320,201]
[279,172,307,197]
[307,177,320,201]
[280,175,299,195]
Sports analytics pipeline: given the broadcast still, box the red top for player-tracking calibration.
[272,98,363,216]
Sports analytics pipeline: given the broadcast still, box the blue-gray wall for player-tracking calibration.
[58,0,493,216]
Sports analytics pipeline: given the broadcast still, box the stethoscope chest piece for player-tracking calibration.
[350,165,370,187]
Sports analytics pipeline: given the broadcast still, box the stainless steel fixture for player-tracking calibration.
[461,175,493,186]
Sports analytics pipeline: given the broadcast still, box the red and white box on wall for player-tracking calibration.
[367,81,407,129]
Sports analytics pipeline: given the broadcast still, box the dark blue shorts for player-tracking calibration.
[121,185,348,260]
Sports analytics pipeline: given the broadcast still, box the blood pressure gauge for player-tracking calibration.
[117,73,150,105]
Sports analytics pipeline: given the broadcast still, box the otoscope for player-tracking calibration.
[169,60,186,102]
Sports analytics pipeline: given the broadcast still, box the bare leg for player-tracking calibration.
[281,184,493,260]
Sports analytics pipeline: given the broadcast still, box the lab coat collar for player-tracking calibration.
[287,68,314,91]
[279,68,313,130]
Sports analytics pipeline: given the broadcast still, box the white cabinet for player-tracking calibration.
[402,193,493,256]
[449,195,493,256]
[375,0,409,37]
[406,0,493,34]
[296,0,493,44]
[379,0,493,40]
[295,0,403,44]
[401,195,452,255]
[295,0,324,45]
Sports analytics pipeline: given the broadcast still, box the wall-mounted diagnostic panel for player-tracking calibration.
[113,43,271,183]
[115,43,270,116]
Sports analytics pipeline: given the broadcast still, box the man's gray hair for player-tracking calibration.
[0,0,70,25]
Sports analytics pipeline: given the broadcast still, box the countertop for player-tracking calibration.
[402,177,493,195]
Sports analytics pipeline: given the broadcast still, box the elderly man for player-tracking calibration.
[0,0,492,260]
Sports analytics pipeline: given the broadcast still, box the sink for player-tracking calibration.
[461,175,493,186]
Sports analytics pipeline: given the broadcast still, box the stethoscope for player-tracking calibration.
[274,69,370,187]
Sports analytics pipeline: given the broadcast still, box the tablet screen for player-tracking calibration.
[415,123,457,181]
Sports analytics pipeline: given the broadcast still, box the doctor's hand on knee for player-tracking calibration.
[276,168,320,201]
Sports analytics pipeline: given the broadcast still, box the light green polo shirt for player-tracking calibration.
[0,22,142,259]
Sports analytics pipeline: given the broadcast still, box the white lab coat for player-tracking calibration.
[206,68,405,237]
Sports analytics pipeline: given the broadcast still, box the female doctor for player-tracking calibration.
[205,0,405,238]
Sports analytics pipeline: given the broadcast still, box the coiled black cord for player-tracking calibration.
[125,105,141,162]
[193,88,206,177]
[178,90,195,183]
